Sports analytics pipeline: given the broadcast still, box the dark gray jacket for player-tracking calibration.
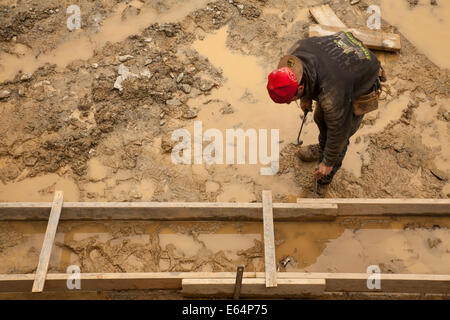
[291,31,380,166]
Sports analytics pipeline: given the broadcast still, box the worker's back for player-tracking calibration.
[291,31,381,102]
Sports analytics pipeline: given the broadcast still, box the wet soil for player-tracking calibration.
[0,0,449,280]
[0,217,448,275]
[0,0,448,203]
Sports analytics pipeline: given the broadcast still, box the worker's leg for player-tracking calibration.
[317,112,364,185]
[313,103,326,153]
[298,104,325,162]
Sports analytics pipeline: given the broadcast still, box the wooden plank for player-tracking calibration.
[309,5,347,28]
[309,24,401,52]
[32,191,64,293]
[0,198,448,221]
[274,203,337,220]
[0,202,337,221]
[323,274,450,294]
[182,278,325,297]
[0,272,259,292]
[1,272,449,294]
[262,190,277,288]
[297,198,450,216]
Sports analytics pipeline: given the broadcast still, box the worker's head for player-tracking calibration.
[267,55,304,104]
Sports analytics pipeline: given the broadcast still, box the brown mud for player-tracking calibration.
[0,0,449,280]
[0,217,449,275]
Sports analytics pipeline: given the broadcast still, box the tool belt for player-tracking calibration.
[353,67,386,116]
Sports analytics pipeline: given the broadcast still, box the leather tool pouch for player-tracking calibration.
[353,67,385,116]
[353,89,380,116]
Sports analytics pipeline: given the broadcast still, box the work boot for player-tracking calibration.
[298,144,321,162]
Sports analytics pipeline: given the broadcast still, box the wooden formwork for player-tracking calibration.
[0,191,449,298]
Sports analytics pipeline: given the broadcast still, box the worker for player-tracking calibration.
[267,31,385,196]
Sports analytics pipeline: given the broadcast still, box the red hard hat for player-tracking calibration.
[267,67,298,104]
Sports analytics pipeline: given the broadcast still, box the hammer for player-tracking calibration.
[296,109,309,145]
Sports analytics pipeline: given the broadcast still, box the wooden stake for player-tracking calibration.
[233,266,244,300]
[262,190,277,288]
[32,191,63,293]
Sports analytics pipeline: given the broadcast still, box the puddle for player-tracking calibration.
[0,173,79,201]
[381,0,450,69]
[414,98,450,175]
[180,26,310,200]
[343,95,449,179]
[0,0,210,82]
[276,218,450,274]
[191,26,305,147]
[343,94,411,178]
[87,158,108,181]
[0,218,448,275]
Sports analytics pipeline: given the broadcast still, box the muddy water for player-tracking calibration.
[182,26,312,200]
[415,97,450,175]
[343,93,449,179]
[0,0,210,82]
[343,94,411,178]
[191,26,304,145]
[381,0,450,69]
[0,173,80,201]
[0,218,448,275]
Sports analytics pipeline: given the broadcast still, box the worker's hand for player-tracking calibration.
[313,162,333,180]
[300,99,313,112]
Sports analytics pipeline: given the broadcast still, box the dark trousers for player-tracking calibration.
[313,104,364,185]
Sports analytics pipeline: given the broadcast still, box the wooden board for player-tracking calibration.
[32,191,63,293]
[309,24,401,52]
[1,198,448,220]
[297,198,450,216]
[309,5,347,28]
[1,272,449,294]
[0,202,338,221]
[182,278,325,297]
[262,190,277,288]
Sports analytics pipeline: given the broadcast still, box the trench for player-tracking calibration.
[1,217,449,275]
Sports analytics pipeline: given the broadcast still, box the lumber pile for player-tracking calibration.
[308,4,401,52]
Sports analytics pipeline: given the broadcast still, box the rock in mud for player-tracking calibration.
[220,103,234,114]
[140,69,152,79]
[114,64,139,91]
[176,73,184,83]
[0,90,11,99]
[199,79,214,91]
[118,55,134,62]
[23,155,38,167]
[161,136,175,153]
[181,84,191,94]
[182,108,198,119]
[166,98,182,106]
[20,73,33,81]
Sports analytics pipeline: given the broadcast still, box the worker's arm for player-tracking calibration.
[318,88,353,167]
